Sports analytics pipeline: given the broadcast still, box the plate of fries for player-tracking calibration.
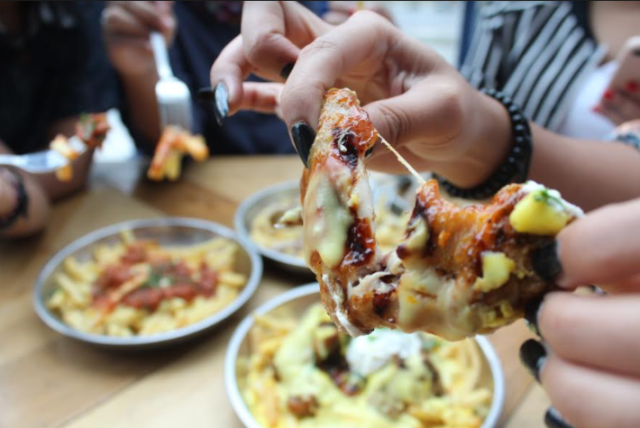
[34,217,262,349]
[226,284,505,428]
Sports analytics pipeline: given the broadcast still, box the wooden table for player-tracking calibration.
[0,156,550,428]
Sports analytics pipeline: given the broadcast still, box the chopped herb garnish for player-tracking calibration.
[533,189,564,207]
[145,271,167,288]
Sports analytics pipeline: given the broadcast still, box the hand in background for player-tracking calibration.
[103,1,176,78]
[595,81,640,125]
[322,1,395,25]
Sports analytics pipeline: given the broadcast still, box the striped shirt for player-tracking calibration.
[461,1,607,131]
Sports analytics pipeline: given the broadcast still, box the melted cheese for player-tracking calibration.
[473,252,516,293]
[304,171,353,268]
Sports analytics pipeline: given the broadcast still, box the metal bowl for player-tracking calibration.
[234,181,311,275]
[33,217,263,350]
[226,284,506,428]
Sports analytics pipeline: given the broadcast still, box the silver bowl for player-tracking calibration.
[226,284,506,428]
[33,217,263,350]
[234,181,311,275]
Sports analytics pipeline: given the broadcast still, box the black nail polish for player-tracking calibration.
[196,87,215,102]
[532,241,562,282]
[280,62,295,80]
[545,407,575,428]
[213,83,229,126]
[524,296,543,337]
[365,143,376,159]
[519,339,547,382]
[291,121,315,168]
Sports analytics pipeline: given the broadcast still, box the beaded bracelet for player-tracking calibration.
[0,168,29,230]
[436,88,533,200]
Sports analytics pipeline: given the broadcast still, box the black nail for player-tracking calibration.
[545,407,575,428]
[212,83,229,126]
[196,87,215,102]
[365,143,376,159]
[519,339,547,382]
[291,121,315,168]
[524,296,543,337]
[532,241,562,282]
[280,62,295,80]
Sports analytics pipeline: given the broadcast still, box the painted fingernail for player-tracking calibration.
[197,84,229,126]
[524,296,544,337]
[196,86,214,102]
[603,88,615,101]
[280,62,295,80]
[626,80,639,93]
[214,83,229,126]
[291,121,315,168]
[519,339,547,382]
[532,241,563,283]
[545,407,575,428]
[365,143,376,159]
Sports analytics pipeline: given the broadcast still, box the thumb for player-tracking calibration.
[556,197,640,291]
[363,77,466,160]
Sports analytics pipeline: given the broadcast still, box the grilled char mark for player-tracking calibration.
[343,214,376,267]
[402,180,545,288]
[332,128,359,169]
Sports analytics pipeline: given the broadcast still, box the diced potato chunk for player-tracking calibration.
[509,191,570,235]
[474,252,515,293]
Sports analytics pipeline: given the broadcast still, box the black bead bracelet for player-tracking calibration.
[436,88,533,200]
[0,168,29,230]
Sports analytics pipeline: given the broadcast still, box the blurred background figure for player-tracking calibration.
[460,1,640,139]
[103,1,327,156]
[0,1,116,237]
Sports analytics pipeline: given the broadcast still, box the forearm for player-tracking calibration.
[442,93,640,211]
[0,144,50,238]
[121,71,162,145]
[529,124,640,211]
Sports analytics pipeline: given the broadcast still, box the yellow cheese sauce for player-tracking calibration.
[243,305,492,428]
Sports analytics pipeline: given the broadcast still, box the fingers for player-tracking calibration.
[557,198,640,290]
[538,293,640,377]
[210,36,253,114]
[281,11,398,130]
[363,73,467,154]
[115,1,169,32]
[541,354,640,428]
[241,1,301,78]
[238,82,283,115]
[211,1,332,116]
[104,1,174,42]
[599,85,640,125]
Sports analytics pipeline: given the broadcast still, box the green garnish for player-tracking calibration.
[533,189,564,207]
[145,271,170,288]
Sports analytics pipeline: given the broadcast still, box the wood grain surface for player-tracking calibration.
[0,156,549,428]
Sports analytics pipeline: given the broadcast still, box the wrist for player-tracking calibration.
[443,91,513,188]
[0,170,17,215]
[435,89,533,199]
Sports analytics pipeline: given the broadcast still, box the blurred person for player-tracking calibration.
[0,2,117,237]
[461,1,640,139]
[103,1,327,156]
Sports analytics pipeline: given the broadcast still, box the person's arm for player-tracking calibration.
[210,4,640,211]
[0,142,50,238]
[102,1,176,145]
